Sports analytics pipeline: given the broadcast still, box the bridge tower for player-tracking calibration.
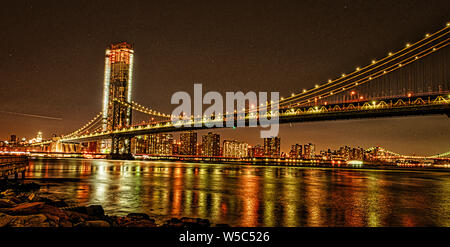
[101,42,134,158]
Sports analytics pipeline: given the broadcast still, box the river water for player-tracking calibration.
[24,158,450,227]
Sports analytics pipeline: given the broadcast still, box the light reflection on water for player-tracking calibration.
[25,158,450,227]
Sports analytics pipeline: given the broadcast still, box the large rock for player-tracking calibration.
[180,217,210,227]
[6,196,23,204]
[121,219,157,227]
[0,202,45,215]
[41,205,70,223]
[0,189,15,197]
[164,218,184,227]
[27,193,40,202]
[58,220,73,227]
[86,205,104,218]
[65,211,90,224]
[126,213,151,221]
[4,213,49,227]
[63,206,88,215]
[75,220,110,227]
[0,199,16,208]
[0,213,14,227]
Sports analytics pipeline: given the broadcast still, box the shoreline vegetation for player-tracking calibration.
[0,180,223,227]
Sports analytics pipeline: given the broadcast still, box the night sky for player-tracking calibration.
[0,0,449,155]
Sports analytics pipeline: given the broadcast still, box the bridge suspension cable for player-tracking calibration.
[279,38,450,109]
[62,112,103,138]
[177,24,450,119]
[255,24,450,112]
[112,98,171,118]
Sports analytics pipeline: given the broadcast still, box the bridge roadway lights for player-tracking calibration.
[106,153,134,160]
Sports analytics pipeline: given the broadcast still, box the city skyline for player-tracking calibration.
[2,128,446,159]
[0,1,449,156]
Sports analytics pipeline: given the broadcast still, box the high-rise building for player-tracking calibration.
[101,42,134,154]
[303,143,315,159]
[156,134,174,155]
[223,140,248,158]
[264,137,281,157]
[180,132,197,155]
[172,142,181,155]
[196,143,203,156]
[201,132,220,156]
[36,131,43,142]
[248,144,264,157]
[133,135,149,154]
[339,146,351,160]
[339,146,365,161]
[289,144,302,158]
[136,134,173,155]
[351,147,364,161]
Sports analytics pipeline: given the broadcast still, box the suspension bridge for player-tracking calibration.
[35,23,450,158]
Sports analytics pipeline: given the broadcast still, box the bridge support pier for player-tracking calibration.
[108,135,134,160]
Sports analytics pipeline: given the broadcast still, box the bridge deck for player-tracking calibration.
[61,94,450,143]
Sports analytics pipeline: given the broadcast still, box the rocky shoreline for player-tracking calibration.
[0,180,225,227]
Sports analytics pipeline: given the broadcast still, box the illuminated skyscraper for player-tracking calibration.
[303,143,315,159]
[223,140,248,158]
[36,131,43,142]
[202,132,220,156]
[264,137,280,157]
[180,131,197,155]
[101,42,134,155]
[248,144,264,157]
[289,144,302,158]
[149,133,174,155]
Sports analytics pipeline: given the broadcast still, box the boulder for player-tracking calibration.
[0,199,16,208]
[180,217,210,227]
[64,205,104,218]
[27,193,40,202]
[7,196,23,204]
[0,189,15,197]
[126,213,151,221]
[58,220,73,227]
[121,219,157,227]
[6,214,49,227]
[163,218,184,227]
[0,213,14,227]
[75,220,110,227]
[0,202,45,215]
[41,205,70,222]
[65,211,90,224]
[86,205,104,218]
[63,206,88,215]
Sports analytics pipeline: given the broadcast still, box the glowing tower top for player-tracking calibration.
[102,42,134,131]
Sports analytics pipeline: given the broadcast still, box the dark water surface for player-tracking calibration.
[25,158,450,227]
